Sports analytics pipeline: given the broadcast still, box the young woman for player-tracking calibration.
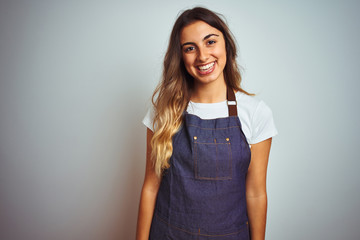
[136,7,277,240]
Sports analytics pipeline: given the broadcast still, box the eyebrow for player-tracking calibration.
[181,33,220,48]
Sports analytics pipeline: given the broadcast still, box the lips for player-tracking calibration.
[196,61,216,75]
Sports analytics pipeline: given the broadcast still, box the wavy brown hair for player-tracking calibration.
[151,7,252,177]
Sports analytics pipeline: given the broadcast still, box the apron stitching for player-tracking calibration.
[215,138,218,178]
[156,213,248,237]
[196,176,232,180]
[187,124,241,130]
[228,141,233,178]
[195,142,231,144]
[194,139,233,180]
[193,138,197,178]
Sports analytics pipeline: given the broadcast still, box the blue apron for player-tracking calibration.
[149,87,251,240]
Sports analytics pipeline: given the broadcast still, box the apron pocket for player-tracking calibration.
[193,136,232,180]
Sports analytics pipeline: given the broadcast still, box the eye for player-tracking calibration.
[184,46,195,53]
[207,40,216,45]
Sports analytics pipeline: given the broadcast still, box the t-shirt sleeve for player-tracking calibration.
[142,106,155,132]
[249,101,278,144]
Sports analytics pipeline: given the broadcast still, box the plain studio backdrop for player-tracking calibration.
[0,0,359,239]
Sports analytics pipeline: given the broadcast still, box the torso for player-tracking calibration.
[149,87,251,240]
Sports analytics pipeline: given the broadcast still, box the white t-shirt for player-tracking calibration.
[142,91,278,145]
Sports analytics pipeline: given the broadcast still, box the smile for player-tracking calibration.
[196,61,216,75]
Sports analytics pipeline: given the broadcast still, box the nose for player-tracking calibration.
[197,47,209,63]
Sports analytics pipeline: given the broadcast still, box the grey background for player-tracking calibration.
[1,0,359,239]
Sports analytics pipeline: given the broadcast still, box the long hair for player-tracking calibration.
[151,7,252,177]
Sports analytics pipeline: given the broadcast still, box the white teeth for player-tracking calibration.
[198,62,215,71]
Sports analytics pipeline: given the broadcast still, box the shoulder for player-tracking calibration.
[235,91,270,117]
[235,91,277,144]
[142,105,155,132]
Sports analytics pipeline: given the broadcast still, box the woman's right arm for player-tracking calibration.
[136,128,161,240]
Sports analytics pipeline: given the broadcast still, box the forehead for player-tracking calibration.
[180,20,223,42]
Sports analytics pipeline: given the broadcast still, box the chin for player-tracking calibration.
[192,72,223,85]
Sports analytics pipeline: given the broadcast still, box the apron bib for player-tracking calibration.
[150,87,251,240]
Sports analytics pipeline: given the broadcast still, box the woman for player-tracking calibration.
[136,7,277,240]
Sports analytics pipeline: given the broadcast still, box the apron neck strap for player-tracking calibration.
[226,86,237,116]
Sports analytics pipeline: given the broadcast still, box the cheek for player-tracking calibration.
[216,48,227,60]
[215,42,227,60]
[182,56,195,70]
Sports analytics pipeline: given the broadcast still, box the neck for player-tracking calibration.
[190,79,227,103]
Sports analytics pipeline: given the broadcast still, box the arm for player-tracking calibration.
[136,128,161,240]
[246,138,272,240]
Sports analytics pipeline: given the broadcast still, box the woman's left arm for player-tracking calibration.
[246,138,272,240]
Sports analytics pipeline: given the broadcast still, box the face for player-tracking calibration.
[180,20,227,86]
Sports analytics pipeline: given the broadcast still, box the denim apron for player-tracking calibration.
[149,87,251,240]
